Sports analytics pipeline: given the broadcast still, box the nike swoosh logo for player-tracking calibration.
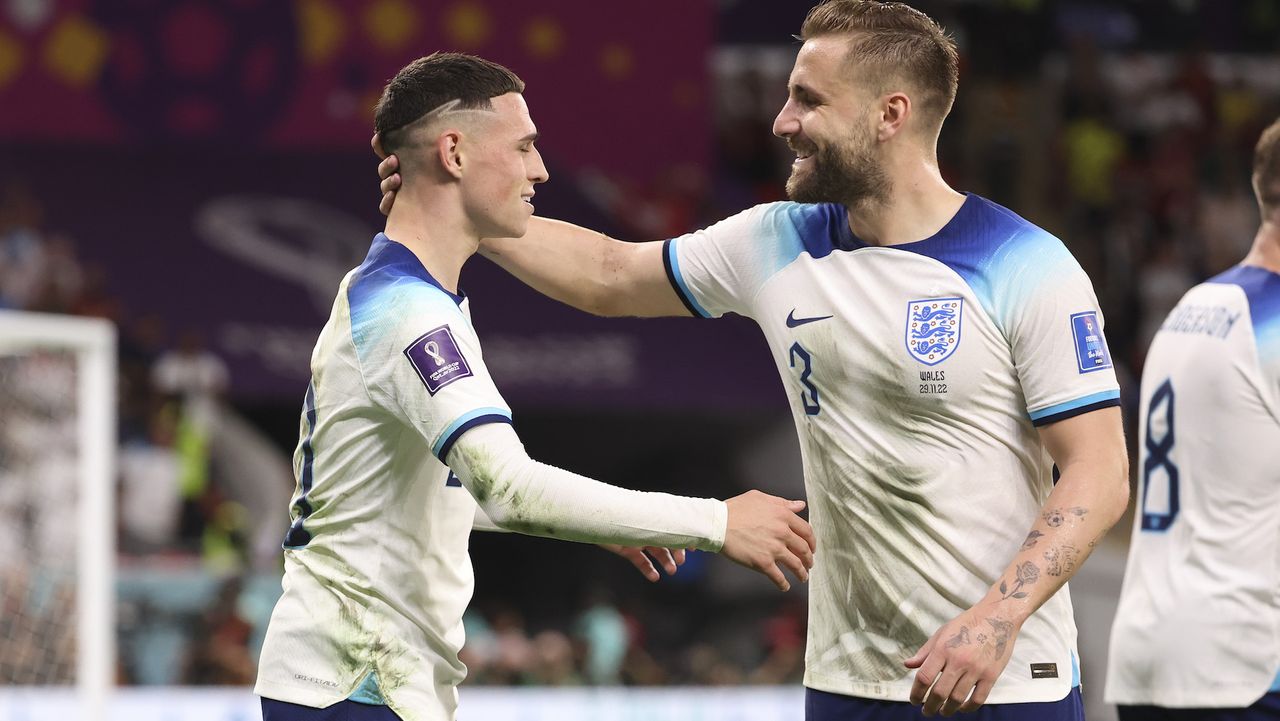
[786,310,833,328]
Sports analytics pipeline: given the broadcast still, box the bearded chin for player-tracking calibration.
[786,145,888,206]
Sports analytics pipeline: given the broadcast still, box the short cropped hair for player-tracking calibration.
[801,0,959,135]
[1255,117,1280,216]
[374,52,525,155]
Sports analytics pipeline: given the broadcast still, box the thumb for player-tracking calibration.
[904,637,934,669]
[786,499,806,511]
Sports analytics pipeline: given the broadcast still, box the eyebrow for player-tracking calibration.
[519,132,540,144]
[791,84,821,100]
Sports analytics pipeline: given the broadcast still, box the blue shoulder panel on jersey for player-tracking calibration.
[347,234,467,357]
[1028,389,1121,426]
[663,203,854,317]
[1207,264,1280,363]
[881,194,1076,326]
[432,407,514,461]
[776,201,858,261]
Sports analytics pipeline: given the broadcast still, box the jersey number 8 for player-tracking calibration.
[1141,379,1179,532]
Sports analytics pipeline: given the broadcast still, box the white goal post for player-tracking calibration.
[0,310,115,721]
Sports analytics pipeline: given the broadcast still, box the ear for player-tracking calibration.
[878,92,911,141]
[436,130,465,180]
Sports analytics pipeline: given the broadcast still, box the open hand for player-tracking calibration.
[904,602,1021,716]
[599,545,687,582]
[372,133,401,216]
[721,490,815,591]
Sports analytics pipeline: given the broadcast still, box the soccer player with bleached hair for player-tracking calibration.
[254,52,817,721]
[1106,118,1280,721]
[376,2,1131,719]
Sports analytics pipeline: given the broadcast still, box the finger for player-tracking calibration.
[904,634,937,670]
[619,548,659,582]
[789,514,817,553]
[787,499,806,512]
[371,133,386,159]
[922,667,961,717]
[756,557,790,592]
[672,548,687,566]
[785,525,815,569]
[907,642,942,705]
[647,547,679,576]
[777,546,809,583]
[378,154,400,182]
[379,191,394,217]
[939,671,978,717]
[958,678,993,714]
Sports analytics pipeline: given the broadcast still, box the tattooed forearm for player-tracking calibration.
[999,561,1040,600]
[1042,544,1081,577]
[945,625,971,649]
[1021,530,1044,549]
[1042,506,1088,527]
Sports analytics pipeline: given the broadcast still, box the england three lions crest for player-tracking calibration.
[906,298,963,366]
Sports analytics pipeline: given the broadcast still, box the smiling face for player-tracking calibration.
[458,92,549,238]
[772,36,890,207]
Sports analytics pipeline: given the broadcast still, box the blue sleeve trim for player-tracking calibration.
[1029,390,1121,427]
[432,408,513,461]
[662,238,712,318]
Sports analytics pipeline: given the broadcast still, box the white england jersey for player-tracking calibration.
[1106,264,1280,708]
[666,195,1120,704]
[255,233,514,721]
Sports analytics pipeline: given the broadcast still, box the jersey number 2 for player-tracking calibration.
[789,343,820,416]
[1141,379,1179,532]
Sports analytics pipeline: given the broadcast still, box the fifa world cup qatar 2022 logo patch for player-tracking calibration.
[906,298,963,366]
[404,325,473,395]
[1070,311,1112,373]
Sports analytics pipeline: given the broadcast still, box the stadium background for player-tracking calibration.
[1,0,1278,718]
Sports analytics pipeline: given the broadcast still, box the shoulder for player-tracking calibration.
[941,195,1075,277]
[346,236,469,349]
[1205,265,1280,358]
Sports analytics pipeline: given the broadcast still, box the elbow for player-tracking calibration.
[1104,451,1131,528]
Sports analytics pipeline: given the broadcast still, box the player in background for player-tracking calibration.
[255,53,816,721]
[1105,119,1280,720]
[376,2,1130,718]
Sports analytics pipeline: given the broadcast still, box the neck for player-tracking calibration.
[1242,217,1280,275]
[845,147,966,246]
[383,183,478,294]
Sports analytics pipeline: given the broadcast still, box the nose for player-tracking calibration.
[529,146,549,184]
[773,97,799,138]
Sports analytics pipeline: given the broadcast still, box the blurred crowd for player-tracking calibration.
[459,592,806,688]
[2,0,1280,691]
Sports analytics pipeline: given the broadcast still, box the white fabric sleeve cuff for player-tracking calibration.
[447,423,727,551]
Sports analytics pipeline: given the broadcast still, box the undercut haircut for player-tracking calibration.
[374,52,525,155]
[1255,117,1280,216]
[801,0,959,135]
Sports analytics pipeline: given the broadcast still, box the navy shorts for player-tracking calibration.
[805,687,1084,721]
[261,698,402,721]
[1118,692,1280,721]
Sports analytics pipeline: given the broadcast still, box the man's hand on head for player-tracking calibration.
[372,133,402,216]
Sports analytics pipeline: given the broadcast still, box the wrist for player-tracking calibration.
[980,586,1033,626]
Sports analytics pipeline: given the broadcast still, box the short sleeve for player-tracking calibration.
[668,202,837,319]
[352,286,513,461]
[995,232,1122,425]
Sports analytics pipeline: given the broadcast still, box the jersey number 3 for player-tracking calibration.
[789,343,820,416]
[1141,379,1179,532]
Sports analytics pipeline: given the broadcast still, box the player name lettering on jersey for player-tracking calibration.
[1160,303,1242,339]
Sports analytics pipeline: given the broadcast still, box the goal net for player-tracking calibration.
[0,311,115,720]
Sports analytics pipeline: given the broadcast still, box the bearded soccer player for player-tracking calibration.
[254,53,817,721]
[1105,119,1280,721]
[377,3,1129,719]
